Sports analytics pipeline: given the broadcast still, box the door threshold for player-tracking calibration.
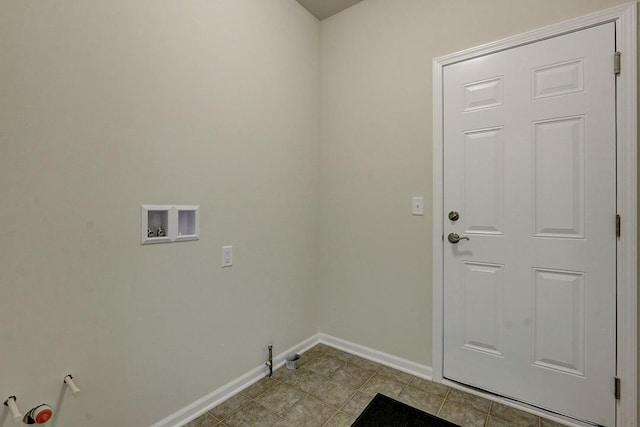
[442,378,599,427]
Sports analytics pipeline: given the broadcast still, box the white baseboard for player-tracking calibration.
[318,334,433,380]
[150,334,321,427]
[150,333,434,427]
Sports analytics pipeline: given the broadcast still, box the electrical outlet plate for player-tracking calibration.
[222,246,233,267]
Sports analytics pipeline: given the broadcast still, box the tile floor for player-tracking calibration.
[184,344,566,427]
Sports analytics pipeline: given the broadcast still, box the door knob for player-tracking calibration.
[448,233,470,244]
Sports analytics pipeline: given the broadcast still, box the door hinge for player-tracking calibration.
[614,377,621,400]
[616,214,621,238]
[614,52,621,75]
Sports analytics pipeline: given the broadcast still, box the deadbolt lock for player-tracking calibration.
[448,211,460,221]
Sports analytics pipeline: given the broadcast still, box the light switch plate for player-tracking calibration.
[412,197,424,216]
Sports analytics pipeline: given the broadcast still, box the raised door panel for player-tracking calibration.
[463,76,504,111]
[532,269,585,376]
[533,116,585,238]
[462,262,504,356]
[463,127,504,235]
[533,59,584,100]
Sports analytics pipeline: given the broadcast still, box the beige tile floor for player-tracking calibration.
[184,344,566,427]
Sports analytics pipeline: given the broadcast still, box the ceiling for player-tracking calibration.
[296,0,365,20]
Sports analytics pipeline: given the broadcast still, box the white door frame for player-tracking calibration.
[432,3,637,426]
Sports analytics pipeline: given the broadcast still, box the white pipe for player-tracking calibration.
[4,396,23,423]
[64,375,80,396]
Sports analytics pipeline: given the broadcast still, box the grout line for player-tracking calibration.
[398,379,411,400]
[315,357,354,426]
[332,356,380,419]
[484,401,493,427]
[273,346,353,427]
[435,387,451,417]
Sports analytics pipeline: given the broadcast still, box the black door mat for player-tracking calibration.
[351,393,461,427]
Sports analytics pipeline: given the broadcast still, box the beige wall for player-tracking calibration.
[318,0,631,366]
[0,1,319,426]
[1,0,636,426]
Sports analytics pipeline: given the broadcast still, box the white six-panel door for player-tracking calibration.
[443,23,616,426]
